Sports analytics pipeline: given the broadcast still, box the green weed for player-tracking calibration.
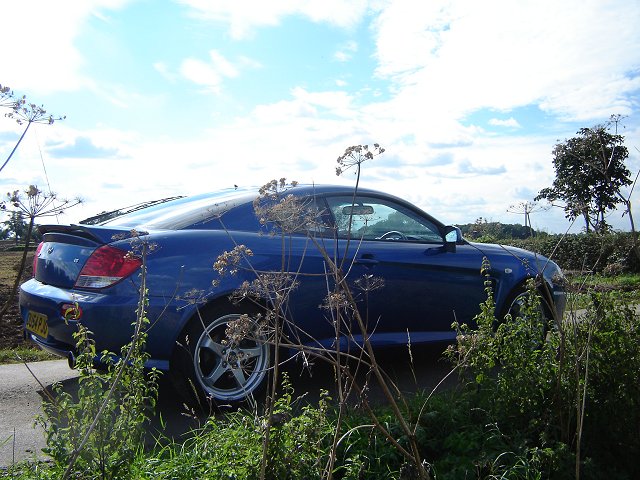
[131,375,335,480]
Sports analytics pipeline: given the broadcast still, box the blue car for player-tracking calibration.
[20,184,566,403]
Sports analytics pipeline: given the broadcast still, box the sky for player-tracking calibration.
[0,0,639,234]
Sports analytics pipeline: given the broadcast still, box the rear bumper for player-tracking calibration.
[26,331,73,359]
[26,331,170,371]
[20,278,188,372]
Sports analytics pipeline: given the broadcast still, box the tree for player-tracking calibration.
[535,120,632,233]
[1,211,30,244]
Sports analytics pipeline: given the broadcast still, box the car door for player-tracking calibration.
[323,194,487,340]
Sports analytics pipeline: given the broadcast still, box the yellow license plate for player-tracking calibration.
[26,311,49,339]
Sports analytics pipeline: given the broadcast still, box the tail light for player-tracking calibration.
[74,245,142,289]
[33,242,44,277]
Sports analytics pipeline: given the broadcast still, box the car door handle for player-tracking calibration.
[354,254,379,266]
[424,246,446,256]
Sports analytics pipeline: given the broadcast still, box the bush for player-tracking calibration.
[573,295,640,475]
[506,232,639,274]
[448,276,640,479]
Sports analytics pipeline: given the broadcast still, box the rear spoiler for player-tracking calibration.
[38,224,148,244]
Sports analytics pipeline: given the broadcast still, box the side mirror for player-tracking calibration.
[444,226,462,252]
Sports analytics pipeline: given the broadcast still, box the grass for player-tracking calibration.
[0,346,57,364]
[565,272,640,309]
[571,272,640,290]
[1,385,520,480]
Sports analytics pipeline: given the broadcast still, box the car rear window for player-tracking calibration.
[101,189,258,230]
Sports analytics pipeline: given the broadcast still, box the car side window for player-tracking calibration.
[325,196,443,242]
[262,195,331,236]
[299,196,332,235]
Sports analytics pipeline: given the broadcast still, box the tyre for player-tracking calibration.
[505,290,532,319]
[172,304,271,406]
[501,287,550,341]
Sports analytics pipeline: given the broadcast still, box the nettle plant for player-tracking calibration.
[206,145,434,480]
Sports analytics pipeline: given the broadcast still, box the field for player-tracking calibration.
[0,250,34,350]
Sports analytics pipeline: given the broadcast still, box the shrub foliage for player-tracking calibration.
[507,232,639,274]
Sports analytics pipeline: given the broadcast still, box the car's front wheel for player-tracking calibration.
[501,287,550,342]
[172,305,271,406]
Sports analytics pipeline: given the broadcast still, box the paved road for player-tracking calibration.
[0,359,78,467]
[0,345,456,468]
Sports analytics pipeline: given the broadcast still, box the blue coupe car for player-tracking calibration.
[20,184,566,403]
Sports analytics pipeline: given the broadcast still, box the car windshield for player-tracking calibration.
[101,188,258,230]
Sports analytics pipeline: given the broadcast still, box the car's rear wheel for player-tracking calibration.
[172,304,271,406]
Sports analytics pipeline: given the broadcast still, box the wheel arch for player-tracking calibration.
[168,294,271,372]
[168,294,274,405]
[500,276,555,320]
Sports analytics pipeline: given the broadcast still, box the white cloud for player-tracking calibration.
[540,75,640,121]
[334,40,358,62]
[154,62,177,82]
[372,0,640,123]
[180,58,223,92]
[291,87,355,115]
[179,50,244,93]
[489,117,521,128]
[178,0,370,39]
[0,0,131,94]
[208,50,240,78]
[372,1,449,77]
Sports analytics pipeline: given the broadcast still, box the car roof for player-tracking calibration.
[96,184,433,231]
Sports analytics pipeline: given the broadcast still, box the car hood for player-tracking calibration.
[470,241,547,259]
[468,241,560,276]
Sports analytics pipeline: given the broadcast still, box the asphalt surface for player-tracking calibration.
[0,344,456,468]
[0,359,78,467]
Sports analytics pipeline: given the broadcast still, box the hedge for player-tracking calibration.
[502,232,640,274]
